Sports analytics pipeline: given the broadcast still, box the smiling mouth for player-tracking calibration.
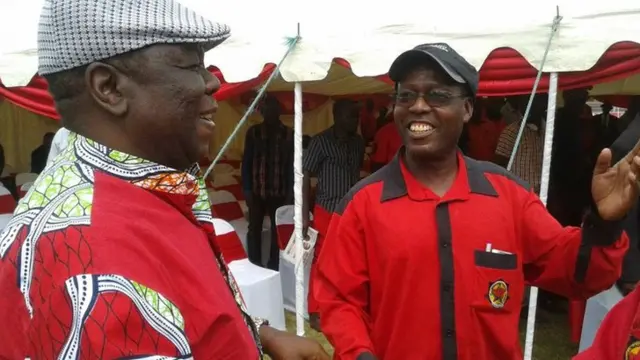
[199,113,215,126]
[407,121,435,136]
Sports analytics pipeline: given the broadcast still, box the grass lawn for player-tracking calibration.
[283,309,577,359]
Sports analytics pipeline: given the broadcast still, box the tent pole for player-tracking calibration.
[292,22,306,338]
[203,32,301,179]
[523,72,559,360]
[511,8,562,360]
[293,80,305,337]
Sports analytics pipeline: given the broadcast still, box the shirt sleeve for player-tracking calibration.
[241,127,255,193]
[520,190,629,299]
[313,197,375,359]
[494,124,516,158]
[573,286,640,360]
[303,136,324,175]
[32,274,194,359]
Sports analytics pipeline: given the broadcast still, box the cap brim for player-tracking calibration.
[388,49,465,84]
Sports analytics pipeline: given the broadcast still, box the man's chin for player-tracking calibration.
[405,143,443,161]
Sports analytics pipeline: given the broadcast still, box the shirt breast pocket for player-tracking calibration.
[471,250,523,313]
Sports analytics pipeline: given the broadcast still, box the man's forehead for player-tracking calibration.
[143,43,203,60]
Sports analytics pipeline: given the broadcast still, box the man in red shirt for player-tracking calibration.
[574,285,640,359]
[371,107,402,171]
[466,97,507,161]
[360,98,378,142]
[314,42,640,360]
[0,1,328,359]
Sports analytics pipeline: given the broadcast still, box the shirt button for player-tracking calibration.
[441,242,449,248]
[446,329,455,337]
[443,283,451,292]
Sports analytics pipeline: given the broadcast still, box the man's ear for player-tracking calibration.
[84,62,129,117]
[463,98,474,124]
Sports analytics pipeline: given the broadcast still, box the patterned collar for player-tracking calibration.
[62,132,213,221]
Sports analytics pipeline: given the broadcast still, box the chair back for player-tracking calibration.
[274,205,313,250]
[213,218,247,263]
[19,182,34,198]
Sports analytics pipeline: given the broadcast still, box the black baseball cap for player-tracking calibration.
[388,43,479,97]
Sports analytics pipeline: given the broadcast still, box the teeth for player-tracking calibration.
[201,115,214,123]
[409,123,433,132]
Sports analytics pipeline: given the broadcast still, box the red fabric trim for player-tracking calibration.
[216,232,247,262]
[276,223,293,250]
[3,42,640,119]
[0,195,16,214]
[308,204,333,313]
[336,42,640,96]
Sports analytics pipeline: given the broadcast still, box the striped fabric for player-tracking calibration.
[495,121,543,192]
[303,127,365,212]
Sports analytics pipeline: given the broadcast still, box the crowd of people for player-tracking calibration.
[2,0,640,359]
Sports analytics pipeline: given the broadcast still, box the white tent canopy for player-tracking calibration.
[2,0,640,86]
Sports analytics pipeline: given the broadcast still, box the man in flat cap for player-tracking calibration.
[314,43,640,359]
[0,1,328,359]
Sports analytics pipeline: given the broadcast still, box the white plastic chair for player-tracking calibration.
[209,191,249,253]
[15,173,38,187]
[19,182,34,198]
[275,205,314,318]
[0,214,12,232]
[212,219,285,331]
[579,285,624,351]
[212,218,248,260]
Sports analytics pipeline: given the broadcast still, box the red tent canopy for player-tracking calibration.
[2,42,640,120]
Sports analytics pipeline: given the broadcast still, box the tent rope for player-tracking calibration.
[507,7,563,171]
[203,35,301,179]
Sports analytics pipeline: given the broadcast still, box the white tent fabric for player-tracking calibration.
[2,0,640,86]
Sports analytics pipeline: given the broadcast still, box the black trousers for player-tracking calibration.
[247,195,285,270]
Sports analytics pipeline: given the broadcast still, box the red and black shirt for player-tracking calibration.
[314,150,629,360]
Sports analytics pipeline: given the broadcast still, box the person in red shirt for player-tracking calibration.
[371,107,402,171]
[466,97,507,161]
[360,98,378,142]
[574,285,640,360]
[0,1,329,359]
[313,42,640,360]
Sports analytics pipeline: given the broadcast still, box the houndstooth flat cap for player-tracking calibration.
[37,0,231,75]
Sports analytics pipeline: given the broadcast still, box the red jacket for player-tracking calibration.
[314,151,628,360]
[574,287,640,359]
[0,133,261,359]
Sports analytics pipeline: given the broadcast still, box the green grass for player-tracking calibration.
[283,310,577,359]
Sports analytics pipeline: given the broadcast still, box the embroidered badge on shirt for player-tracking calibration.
[487,279,509,309]
[626,337,640,359]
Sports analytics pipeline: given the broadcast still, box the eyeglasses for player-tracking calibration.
[391,90,466,108]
